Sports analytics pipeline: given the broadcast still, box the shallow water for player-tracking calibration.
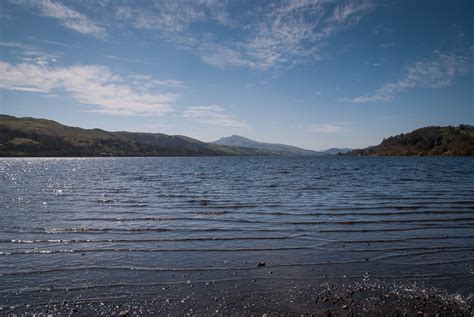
[0,157,473,311]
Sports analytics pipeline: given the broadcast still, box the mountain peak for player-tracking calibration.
[213,135,320,156]
[215,135,253,143]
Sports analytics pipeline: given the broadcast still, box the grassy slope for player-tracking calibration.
[0,115,123,144]
[0,115,271,157]
[213,135,320,156]
[0,115,132,156]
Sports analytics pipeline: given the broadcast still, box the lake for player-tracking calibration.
[1,157,473,315]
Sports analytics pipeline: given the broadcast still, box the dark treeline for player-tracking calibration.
[348,125,474,156]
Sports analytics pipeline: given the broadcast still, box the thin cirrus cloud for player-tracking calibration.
[307,123,350,134]
[114,0,230,35]
[15,0,375,70]
[0,41,61,61]
[182,106,247,128]
[327,0,374,25]
[103,55,160,68]
[127,74,186,89]
[0,61,181,116]
[113,0,375,70]
[28,0,107,38]
[27,36,80,48]
[197,0,375,70]
[341,51,471,104]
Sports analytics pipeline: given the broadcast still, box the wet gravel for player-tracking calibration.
[2,277,472,316]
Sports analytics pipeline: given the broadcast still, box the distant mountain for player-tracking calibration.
[320,148,352,155]
[213,135,320,156]
[348,125,474,156]
[0,115,268,157]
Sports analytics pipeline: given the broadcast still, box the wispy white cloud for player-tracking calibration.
[196,42,257,69]
[112,0,374,70]
[0,61,178,116]
[196,0,374,70]
[235,1,325,69]
[115,0,230,35]
[103,55,160,68]
[341,51,471,103]
[11,1,374,70]
[0,41,31,49]
[13,1,374,69]
[307,122,351,134]
[26,36,80,48]
[183,106,247,128]
[127,74,186,89]
[30,0,106,38]
[0,9,11,20]
[0,41,61,63]
[327,0,374,25]
[0,2,13,19]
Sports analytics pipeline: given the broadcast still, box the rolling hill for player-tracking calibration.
[319,148,352,155]
[0,115,260,157]
[348,125,474,156]
[212,135,320,156]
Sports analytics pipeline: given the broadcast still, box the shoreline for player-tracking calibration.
[3,277,472,316]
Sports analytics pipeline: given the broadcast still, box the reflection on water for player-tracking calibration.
[0,157,473,308]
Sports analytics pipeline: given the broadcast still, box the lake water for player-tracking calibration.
[1,157,473,314]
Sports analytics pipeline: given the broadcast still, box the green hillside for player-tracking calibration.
[349,125,474,156]
[0,115,262,157]
[212,135,320,156]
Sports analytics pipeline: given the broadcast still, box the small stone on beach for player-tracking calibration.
[118,310,129,317]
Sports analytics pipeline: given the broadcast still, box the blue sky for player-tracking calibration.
[0,0,472,150]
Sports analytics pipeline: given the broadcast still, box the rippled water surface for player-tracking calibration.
[1,157,473,311]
